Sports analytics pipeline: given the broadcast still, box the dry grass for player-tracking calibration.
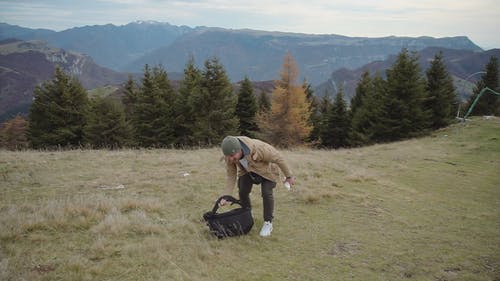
[0,117,499,280]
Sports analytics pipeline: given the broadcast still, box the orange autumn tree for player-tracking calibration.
[259,52,312,147]
[0,115,29,150]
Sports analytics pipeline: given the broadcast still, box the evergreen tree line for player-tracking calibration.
[26,57,241,149]
[308,51,499,148]
[1,50,498,150]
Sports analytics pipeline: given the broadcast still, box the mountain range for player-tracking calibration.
[0,21,497,122]
[1,21,484,85]
[0,38,129,121]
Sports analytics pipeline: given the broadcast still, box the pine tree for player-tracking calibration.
[132,64,154,146]
[350,71,372,145]
[122,75,138,120]
[303,81,320,143]
[466,56,499,116]
[28,66,89,148]
[351,71,371,116]
[259,52,311,147]
[152,65,176,145]
[309,91,332,146]
[133,64,176,147]
[235,77,259,137]
[363,74,388,143]
[321,86,351,148]
[379,49,429,141]
[303,80,315,101]
[257,89,271,113]
[84,96,133,148]
[349,70,391,146]
[313,93,333,146]
[191,57,238,145]
[349,71,372,146]
[425,52,458,128]
[174,57,201,146]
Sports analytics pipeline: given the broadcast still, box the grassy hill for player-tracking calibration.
[0,117,499,281]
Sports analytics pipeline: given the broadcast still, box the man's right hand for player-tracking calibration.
[218,198,230,207]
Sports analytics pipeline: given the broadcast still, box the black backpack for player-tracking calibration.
[203,195,254,239]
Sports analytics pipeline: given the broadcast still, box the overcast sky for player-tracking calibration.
[1,0,499,49]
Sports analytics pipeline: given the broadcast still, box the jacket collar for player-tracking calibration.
[239,139,250,157]
[238,139,251,171]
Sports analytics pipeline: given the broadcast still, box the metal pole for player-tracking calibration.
[457,71,487,120]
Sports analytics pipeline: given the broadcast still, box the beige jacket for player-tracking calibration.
[224,136,293,194]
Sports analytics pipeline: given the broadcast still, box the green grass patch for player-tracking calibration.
[0,117,499,280]
[87,85,119,99]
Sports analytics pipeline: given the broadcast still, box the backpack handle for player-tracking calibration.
[211,195,241,214]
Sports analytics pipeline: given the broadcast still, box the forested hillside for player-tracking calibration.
[1,50,498,150]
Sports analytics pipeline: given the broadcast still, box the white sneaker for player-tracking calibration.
[259,221,273,237]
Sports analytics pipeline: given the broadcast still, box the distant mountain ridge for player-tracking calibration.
[0,39,130,121]
[0,21,193,70]
[316,47,500,102]
[0,22,482,86]
[128,28,482,86]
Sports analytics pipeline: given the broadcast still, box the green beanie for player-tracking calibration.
[221,136,241,156]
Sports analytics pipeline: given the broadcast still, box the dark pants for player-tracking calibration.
[238,173,276,222]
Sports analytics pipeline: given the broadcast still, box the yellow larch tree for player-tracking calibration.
[258,52,312,147]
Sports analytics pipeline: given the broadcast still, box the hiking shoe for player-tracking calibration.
[259,221,273,237]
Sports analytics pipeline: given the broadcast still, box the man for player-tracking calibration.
[219,136,295,237]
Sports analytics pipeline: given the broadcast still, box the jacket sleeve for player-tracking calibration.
[225,160,238,194]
